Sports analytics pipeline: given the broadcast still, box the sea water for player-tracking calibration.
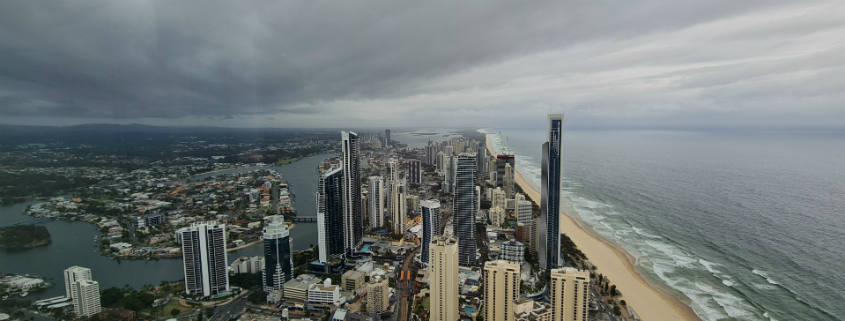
[484,128,845,321]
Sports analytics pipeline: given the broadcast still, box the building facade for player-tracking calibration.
[72,280,101,317]
[483,261,521,321]
[496,155,515,188]
[453,153,477,266]
[392,180,407,234]
[318,167,345,262]
[64,266,92,300]
[489,206,506,227]
[420,200,441,265]
[516,200,533,242]
[549,268,589,321]
[408,159,421,185]
[430,236,459,321]
[539,114,564,271]
[263,215,292,292]
[501,241,525,264]
[179,222,229,297]
[503,163,515,198]
[366,276,390,314]
[368,176,384,229]
[341,131,363,253]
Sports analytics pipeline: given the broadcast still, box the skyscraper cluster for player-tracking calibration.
[316,131,364,261]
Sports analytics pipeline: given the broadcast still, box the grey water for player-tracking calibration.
[0,153,334,300]
[486,128,845,321]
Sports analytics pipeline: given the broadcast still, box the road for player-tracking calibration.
[394,247,419,321]
[589,285,619,321]
[208,291,251,321]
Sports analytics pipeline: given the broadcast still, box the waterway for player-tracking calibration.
[0,153,336,300]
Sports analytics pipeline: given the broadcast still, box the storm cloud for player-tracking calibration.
[0,0,843,128]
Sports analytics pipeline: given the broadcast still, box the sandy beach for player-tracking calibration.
[485,134,701,321]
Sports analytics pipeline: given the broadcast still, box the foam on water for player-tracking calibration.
[482,129,814,321]
[753,269,780,285]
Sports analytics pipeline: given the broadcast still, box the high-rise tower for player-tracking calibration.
[341,131,362,253]
[263,215,292,292]
[429,235,459,321]
[549,267,590,321]
[178,222,229,297]
[317,167,345,262]
[539,114,564,271]
[420,200,441,265]
[408,159,421,185]
[368,176,384,229]
[453,153,477,266]
[483,260,520,321]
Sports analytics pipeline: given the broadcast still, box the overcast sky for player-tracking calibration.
[1,1,843,129]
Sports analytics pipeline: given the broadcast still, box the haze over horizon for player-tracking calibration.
[1,1,844,129]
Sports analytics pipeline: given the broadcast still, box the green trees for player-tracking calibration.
[613,306,622,316]
[171,309,181,316]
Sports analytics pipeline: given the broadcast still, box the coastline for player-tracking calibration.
[484,133,702,321]
[227,239,262,252]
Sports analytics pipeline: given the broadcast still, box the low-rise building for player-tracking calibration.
[341,271,365,291]
[282,274,321,302]
[501,240,524,264]
[307,279,341,311]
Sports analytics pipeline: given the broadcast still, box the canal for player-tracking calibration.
[0,153,336,300]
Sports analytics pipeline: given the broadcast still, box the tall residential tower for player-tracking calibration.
[453,153,477,266]
[341,131,363,253]
[539,114,564,271]
[420,200,441,265]
[317,167,345,262]
[178,222,229,297]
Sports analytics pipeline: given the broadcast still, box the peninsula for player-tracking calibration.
[0,224,52,249]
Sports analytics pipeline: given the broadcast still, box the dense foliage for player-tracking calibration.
[100,287,156,311]
[229,273,262,288]
[0,172,97,205]
[0,225,51,249]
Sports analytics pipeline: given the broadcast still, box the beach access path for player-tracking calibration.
[485,133,702,321]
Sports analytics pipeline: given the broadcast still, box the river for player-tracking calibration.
[0,153,336,300]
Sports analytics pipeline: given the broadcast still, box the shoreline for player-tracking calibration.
[484,132,702,321]
[227,239,262,252]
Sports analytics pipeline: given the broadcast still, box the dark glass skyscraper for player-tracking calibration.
[341,131,363,253]
[453,153,477,266]
[539,114,564,271]
[318,167,345,262]
[421,200,441,265]
[495,155,515,187]
[409,159,421,185]
[263,215,292,292]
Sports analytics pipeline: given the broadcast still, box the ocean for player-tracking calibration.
[484,128,845,321]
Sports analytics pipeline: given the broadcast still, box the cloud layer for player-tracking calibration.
[1,1,843,128]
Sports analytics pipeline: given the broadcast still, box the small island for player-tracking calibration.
[0,224,52,249]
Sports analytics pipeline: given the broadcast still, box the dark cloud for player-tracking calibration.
[0,0,842,128]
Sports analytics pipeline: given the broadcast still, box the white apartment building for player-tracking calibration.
[72,280,101,317]
[63,266,92,300]
[501,240,525,264]
[490,206,506,227]
[307,279,341,308]
[179,222,229,297]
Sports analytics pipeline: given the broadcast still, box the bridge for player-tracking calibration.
[0,217,56,229]
[290,217,317,223]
